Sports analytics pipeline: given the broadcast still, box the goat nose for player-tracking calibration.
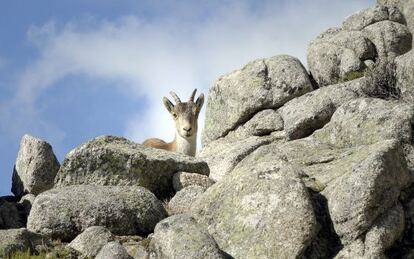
[183,127,192,132]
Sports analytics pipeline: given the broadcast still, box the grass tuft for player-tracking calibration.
[340,70,365,82]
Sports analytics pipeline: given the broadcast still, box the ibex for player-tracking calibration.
[143,89,204,157]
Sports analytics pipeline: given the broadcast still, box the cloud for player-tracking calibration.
[10,0,375,146]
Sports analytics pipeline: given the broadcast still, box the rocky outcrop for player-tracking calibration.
[12,134,60,197]
[196,2,414,256]
[308,4,411,87]
[203,55,313,145]
[1,1,414,258]
[55,136,209,197]
[342,5,404,31]
[378,0,414,44]
[149,214,225,259]
[27,185,167,241]
[307,29,377,87]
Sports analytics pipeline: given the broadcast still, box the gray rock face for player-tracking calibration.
[0,228,45,257]
[242,136,410,247]
[168,186,206,215]
[378,0,414,44]
[321,140,409,243]
[363,20,412,62]
[395,50,414,101]
[95,241,133,259]
[308,4,411,87]
[314,98,414,148]
[123,240,150,259]
[172,172,215,191]
[228,109,284,140]
[12,134,60,197]
[193,160,317,259]
[335,203,404,258]
[199,134,283,182]
[307,29,376,86]
[55,136,209,197]
[149,214,225,259]
[342,5,404,31]
[67,226,114,258]
[364,203,405,256]
[27,185,167,241]
[279,78,366,140]
[203,55,312,145]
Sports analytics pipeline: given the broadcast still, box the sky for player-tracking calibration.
[0,0,375,196]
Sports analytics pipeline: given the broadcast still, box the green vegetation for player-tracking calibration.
[6,250,46,259]
[340,70,365,82]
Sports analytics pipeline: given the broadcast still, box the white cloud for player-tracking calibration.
[12,0,375,147]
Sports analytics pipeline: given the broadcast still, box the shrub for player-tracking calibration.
[364,62,400,99]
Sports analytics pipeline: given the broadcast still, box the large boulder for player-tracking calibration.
[362,20,412,62]
[395,50,414,101]
[321,140,409,243]
[27,185,167,241]
[149,214,225,259]
[67,226,115,258]
[193,160,317,259]
[55,136,209,197]
[12,134,60,197]
[203,55,313,145]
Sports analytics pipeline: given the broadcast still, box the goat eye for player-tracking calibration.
[172,113,177,118]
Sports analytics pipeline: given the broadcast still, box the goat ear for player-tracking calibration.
[163,97,174,113]
[195,93,204,112]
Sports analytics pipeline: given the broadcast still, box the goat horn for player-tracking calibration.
[189,89,197,102]
[169,91,181,103]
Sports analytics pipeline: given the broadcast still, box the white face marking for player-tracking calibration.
[163,91,204,156]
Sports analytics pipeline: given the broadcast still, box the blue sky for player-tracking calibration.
[0,0,375,196]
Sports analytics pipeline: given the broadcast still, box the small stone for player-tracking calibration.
[172,172,214,191]
[95,241,133,259]
[67,226,114,258]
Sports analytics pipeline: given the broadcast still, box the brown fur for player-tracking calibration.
[143,138,175,151]
[142,89,204,156]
